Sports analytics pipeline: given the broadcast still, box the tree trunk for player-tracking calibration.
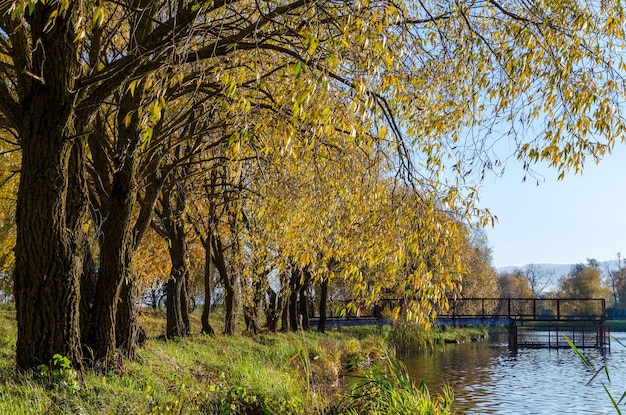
[14,137,85,369]
[288,270,302,331]
[85,172,136,363]
[223,276,237,335]
[79,235,97,342]
[201,244,215,335]
[211,232,237,335]
[298,270,311,330]
[166,231,191,338]
[116,277,145,357]
[280,285,290,332]
[13,6,85,369]
[318,278,329,333]
[243,276,264,335]
[264,288,279,332]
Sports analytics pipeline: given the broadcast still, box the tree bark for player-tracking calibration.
[166,230,191,338]
[211,230,237,335]
[264,288,279,332]
[85,165,137,363]
[201,241,215,335]
[12,5,86,369]
[222,273,238,335]
[243,276,264,335]
[298,269,311,330]
[288,270,302,331]
[318,278,329,333]
[116,277,145,357]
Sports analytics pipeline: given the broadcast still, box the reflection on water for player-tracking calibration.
[401,332,626,414]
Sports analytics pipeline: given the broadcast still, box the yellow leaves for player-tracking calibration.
[305,35,319,60]
[92,6,105,27]
[128,79,140,97]
[377,125,387,139]
[44,8,58,32]
[292,62,305,78]
[123,112,132,128]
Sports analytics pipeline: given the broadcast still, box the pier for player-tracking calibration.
[310,297,610,350]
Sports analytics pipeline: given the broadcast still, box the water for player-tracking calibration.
[401,332,626,414]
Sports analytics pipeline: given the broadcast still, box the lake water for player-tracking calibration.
[401,332,626,414]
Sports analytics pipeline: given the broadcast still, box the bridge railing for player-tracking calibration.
[307,297,606,323]
[441,298,606,322]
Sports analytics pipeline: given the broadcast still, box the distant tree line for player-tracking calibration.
[497,257,626,306]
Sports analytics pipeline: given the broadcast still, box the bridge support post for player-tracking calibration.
[508,321,518,350]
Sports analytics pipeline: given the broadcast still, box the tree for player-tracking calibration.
[4,0,626,370]
[613,267,626,308]
[557,262,612,300]
[498,272,534,298]
[152,173,193,338]
[521,264,555,297]
[457,232,500,300]
[603,253,625,307]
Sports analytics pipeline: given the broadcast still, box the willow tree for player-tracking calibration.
[2,0,626,370]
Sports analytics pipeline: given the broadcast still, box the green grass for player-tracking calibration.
[0,307,455,414]
[388,320,490,352]
[606,320,626,332]
[329,359,453,415]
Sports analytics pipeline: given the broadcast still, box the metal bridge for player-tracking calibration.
[309,297,610,350]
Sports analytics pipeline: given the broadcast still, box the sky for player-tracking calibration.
[476,143,626,268]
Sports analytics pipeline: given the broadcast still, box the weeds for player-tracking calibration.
[566,336,626,414]
[36,354,79,393]
[329,356,453,415]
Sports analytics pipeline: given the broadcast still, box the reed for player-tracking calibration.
[329,356,453,415]
[567,335,626,414]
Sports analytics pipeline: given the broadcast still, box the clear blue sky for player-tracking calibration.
[477,143,626,268]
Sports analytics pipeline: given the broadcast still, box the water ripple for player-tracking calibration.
[401,333,626,414]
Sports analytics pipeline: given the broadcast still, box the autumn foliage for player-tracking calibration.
[0,0,625,370]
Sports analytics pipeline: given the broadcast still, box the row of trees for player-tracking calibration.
[1,0,626,372]
[498,257,626,306]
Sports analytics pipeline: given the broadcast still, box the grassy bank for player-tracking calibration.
[388,320,492,351]
[0,307,456,414]
[606,320,626,332]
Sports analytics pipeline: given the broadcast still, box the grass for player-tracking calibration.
[388,319,491,352]
[331,362,453,415]
[0,306,455,414]
[606,320,626,332]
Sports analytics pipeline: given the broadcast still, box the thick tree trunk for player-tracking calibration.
[13,6,85,369]
[211,232,237,335]
[116,277,145,357]
[79,236,98,342]
[86,180,136,363]
[279,285,290,332]
[14,139,85,369]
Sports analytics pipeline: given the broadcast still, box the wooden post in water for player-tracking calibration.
[508,321,518,350]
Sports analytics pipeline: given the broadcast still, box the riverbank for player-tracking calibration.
[0,307,465,414]
[606,320,626,332]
